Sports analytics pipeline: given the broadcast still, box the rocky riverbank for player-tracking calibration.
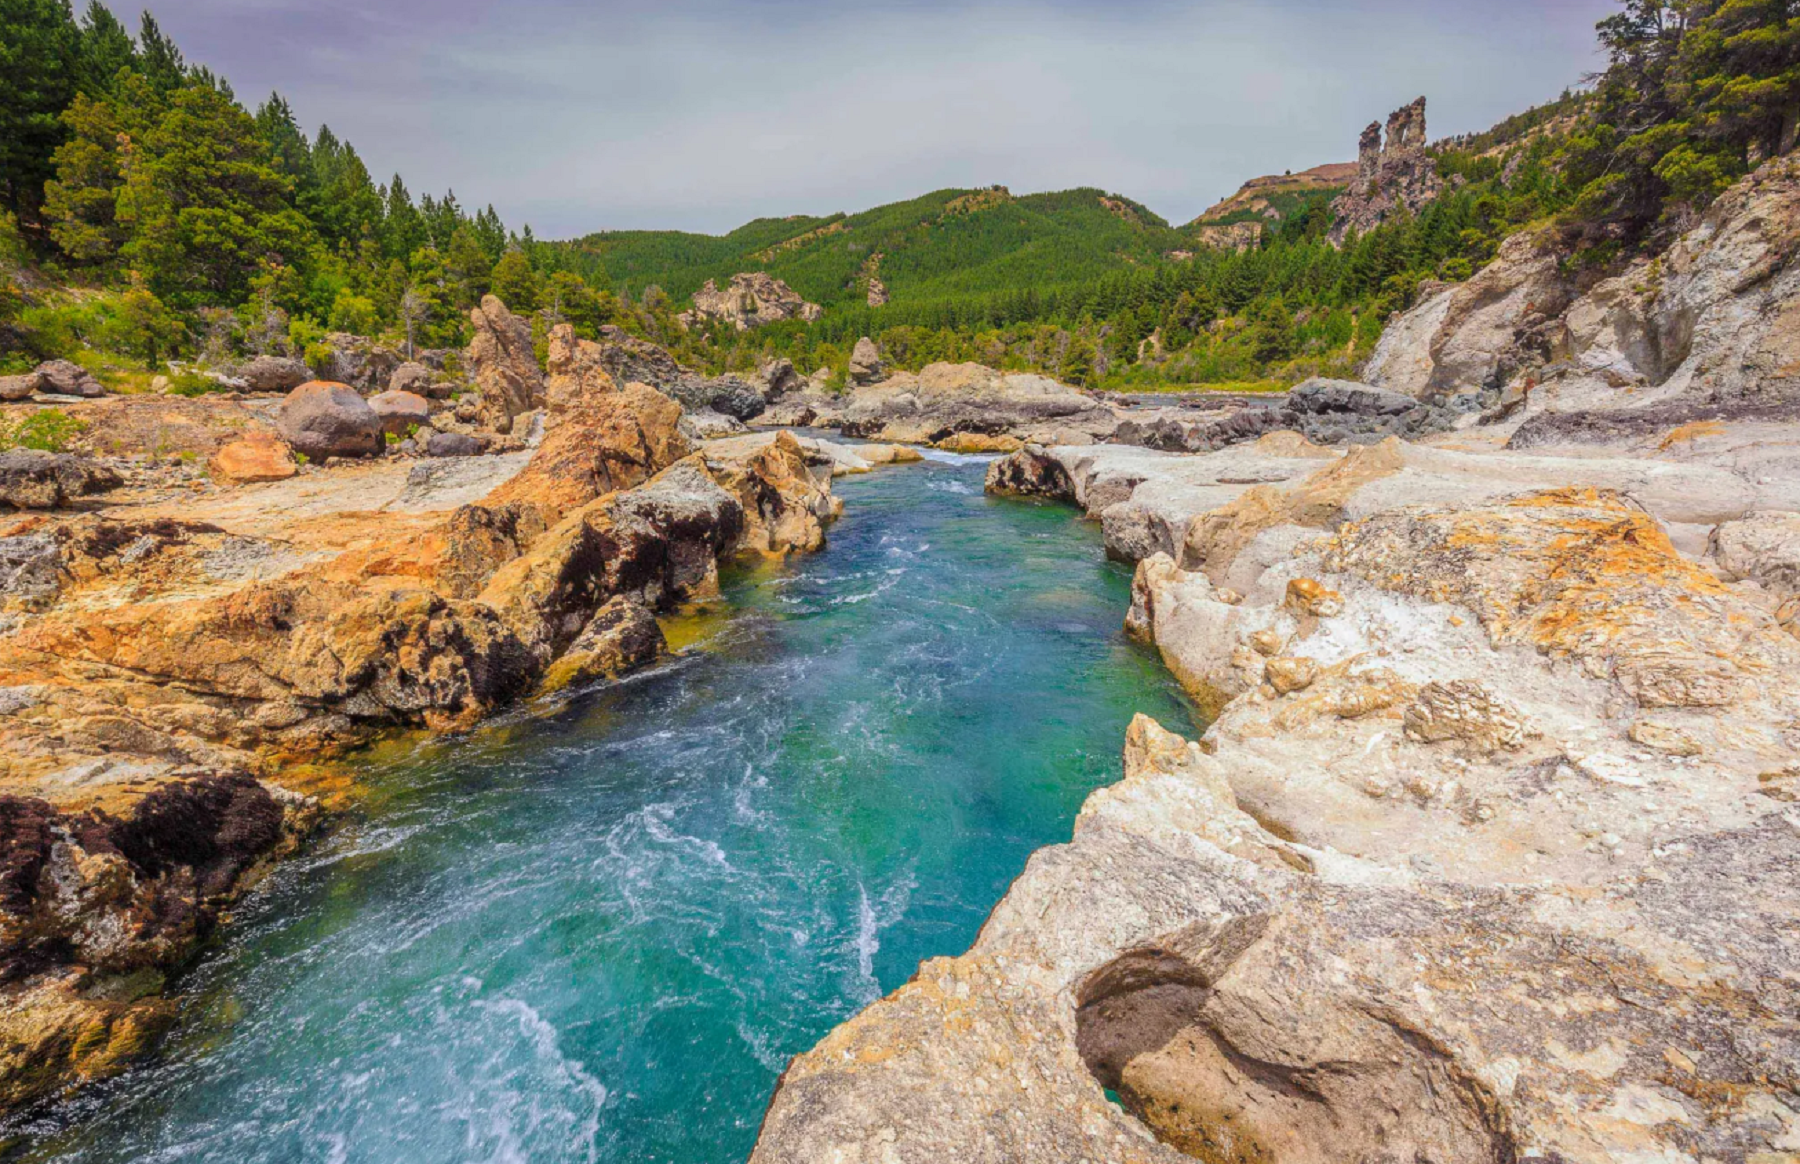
[751,157,1800,1163]
[0,322,861,1114]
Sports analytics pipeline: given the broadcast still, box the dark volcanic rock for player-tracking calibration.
[589,326,767,421]
[1508,398,1800,450]
[0,450,123,509]
[1112,404,1294,453]
[542,595,667,691]
[985,444,1075,499]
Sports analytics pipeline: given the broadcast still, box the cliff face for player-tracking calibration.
[1329,97,1444,245]
[1363,152,1800,476]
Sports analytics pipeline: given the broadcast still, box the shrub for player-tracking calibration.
[165,371,229,397]
[0,410,87,453]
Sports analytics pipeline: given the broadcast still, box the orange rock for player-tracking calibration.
[1286,578,1344,618]
[208,431,297,484]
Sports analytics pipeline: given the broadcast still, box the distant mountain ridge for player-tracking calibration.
[558,186,1210,314]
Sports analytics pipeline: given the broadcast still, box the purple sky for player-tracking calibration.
[109,0,1617,237]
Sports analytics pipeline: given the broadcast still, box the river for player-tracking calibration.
[18,451,1194,1164]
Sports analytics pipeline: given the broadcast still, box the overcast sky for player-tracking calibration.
[113,0,1617,238]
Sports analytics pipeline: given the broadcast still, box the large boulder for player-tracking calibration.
[466,295,544,433]
[426,431,489,458]
[367,390,432,437]
[680,408,748,441]
[276,381,385,460]
[32,360,104,398]
[0,450,121,509]
[387,361,438,398]
[208,431,298,484]
[538,596,667,693]
[236,355,311,393]
[0,372,43,402]
[760,357,804,398]
[668,375,765,422]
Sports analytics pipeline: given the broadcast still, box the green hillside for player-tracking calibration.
[555,187,1193,310]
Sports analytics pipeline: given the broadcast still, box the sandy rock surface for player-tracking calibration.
[760,423,1800,1163]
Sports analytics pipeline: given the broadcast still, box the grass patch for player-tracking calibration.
[0,409,87,453]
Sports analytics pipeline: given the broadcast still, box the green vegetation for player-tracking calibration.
[2,1,1796,395]
[0,0,653,377]
[0,408,85,452]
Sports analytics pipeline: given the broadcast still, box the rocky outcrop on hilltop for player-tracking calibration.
[678,273,823,332]
[760,428,1800,1164]
[1330,98,1444,245]
[1190,220,1263,253]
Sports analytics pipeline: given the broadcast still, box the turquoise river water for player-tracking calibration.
[17,452,1194,1164]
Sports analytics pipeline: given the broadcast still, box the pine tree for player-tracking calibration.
[444,224,492,309]
[381,174,423,262]
[117,82,313,304]
[0,0,80,224]
[135,11,185,91]
[490,248,538,312]
[76,0,135,95]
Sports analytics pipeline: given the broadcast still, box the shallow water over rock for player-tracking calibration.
[20,454,1193,1164]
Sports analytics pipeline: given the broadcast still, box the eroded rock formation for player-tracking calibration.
[1329,97,1444,245]
[467,294,545,433]
[588,325,767,421]
[0,773,316,1112]
[839,362,1120,447]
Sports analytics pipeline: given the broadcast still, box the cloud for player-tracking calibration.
[108,0,1615,236]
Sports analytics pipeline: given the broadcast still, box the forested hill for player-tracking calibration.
[7,1,1800,398]
[552,187,1195,311]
